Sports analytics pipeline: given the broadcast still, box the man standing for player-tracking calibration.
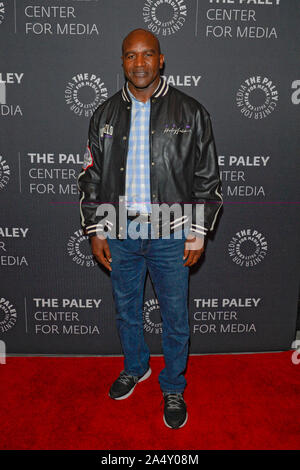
[78,29,222,429]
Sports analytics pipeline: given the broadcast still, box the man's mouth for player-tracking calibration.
[133,72,147,77]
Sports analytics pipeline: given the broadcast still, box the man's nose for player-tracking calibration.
[135,54,146,67]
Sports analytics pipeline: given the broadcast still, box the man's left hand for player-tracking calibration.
[183,236,205,267]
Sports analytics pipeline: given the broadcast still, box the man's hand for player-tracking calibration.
[91,236,112,271]
[183,235,205,267]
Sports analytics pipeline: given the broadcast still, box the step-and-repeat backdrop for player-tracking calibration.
[1,0,299,355]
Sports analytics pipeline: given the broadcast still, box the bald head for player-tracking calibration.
[122,29,161,55]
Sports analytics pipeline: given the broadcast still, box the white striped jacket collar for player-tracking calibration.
[121,77,169,103]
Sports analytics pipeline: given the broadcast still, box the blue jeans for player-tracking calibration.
[107,219,190,393]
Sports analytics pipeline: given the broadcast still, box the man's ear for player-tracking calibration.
[159,54,165,69]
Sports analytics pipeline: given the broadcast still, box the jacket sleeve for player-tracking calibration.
[77,111,107,238]
[190,106,223,238]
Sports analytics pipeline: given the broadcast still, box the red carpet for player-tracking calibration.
[0,352,299,450]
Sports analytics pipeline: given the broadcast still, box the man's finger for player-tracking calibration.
[190,254,201,266]
[104,244,112,263]
[183,251,195,267]
[98,252,112,271]
[93,250,112,271]
[183,249,203,267]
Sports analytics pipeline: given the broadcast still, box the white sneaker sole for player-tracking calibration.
[163,411,188,429]
[109,367,152,400]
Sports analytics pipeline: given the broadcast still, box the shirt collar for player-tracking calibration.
[126,83,149,104]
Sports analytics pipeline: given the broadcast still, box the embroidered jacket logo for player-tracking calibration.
[82,146,93,171]
[163,124,192,135]
[100,124,113,138]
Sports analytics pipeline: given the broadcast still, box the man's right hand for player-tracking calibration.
[91,236,112,271]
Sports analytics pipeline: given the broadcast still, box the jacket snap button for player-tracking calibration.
[123,136,127,140]
[151,130,155,134]
[151,162,155,166]
[120,167,124,171]
[127,106,130,110]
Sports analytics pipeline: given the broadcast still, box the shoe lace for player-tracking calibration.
[119,372,137,385]
[164,393,184,410]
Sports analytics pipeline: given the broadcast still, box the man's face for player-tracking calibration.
[122,32,164,90]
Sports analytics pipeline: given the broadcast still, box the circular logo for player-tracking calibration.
[0,297,17,333]
[228,228,268,267]
[236,76,279,119]
[64,73,108,118]
[0,2,5,26]
[142,0,187,36]
[0,154,10,191]
[143,298,162,334]
[67,229,97,268]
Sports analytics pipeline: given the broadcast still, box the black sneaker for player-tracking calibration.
[109,368,151,400]
[163,392,188,429]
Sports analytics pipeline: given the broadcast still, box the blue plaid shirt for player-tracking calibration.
[125,84,152,214]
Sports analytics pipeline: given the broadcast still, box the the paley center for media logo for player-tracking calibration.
[67,229,97,268]
[236,76,279,119]
[228,228,268,267]
[0,2,5,26]
[0,297,17,333]
[65,73,108,118]
[143,298,162,335]
[0,154,10,191]
[142,0,187,36]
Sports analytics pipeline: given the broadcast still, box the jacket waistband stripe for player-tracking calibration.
[190,228,206,236]
[170,216,189,226]
[171,221,187,229]
[191,224,207,231]
[86,224,101,230]
[86,225,104,232]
